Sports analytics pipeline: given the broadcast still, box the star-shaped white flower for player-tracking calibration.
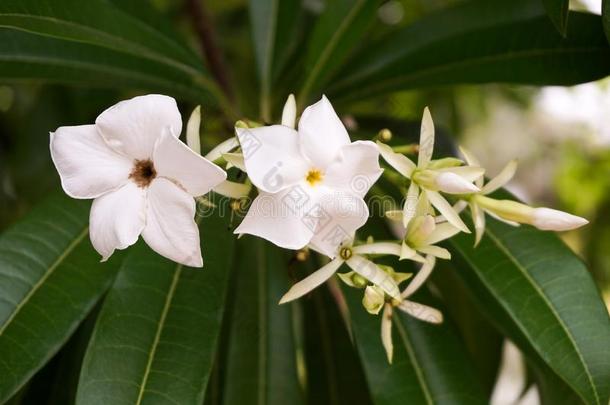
[234,95,383,257]
[378,107,484,233]
[50,94,226,267]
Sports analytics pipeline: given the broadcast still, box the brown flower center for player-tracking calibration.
[130,159,156,188]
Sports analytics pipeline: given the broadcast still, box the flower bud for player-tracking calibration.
[281,94,296,128]
[435,172,479,194]
[405,215,435,247]
[363,285,385,315]
[474,195,533,223]
[531,208,588,231]
[377,128,392,142]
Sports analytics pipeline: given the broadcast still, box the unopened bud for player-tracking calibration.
[435,172,479,194]
[377,128,392,142]
[405,215,435,247]
[281,94,296,128]
[531,208,588,231]
[363,285,385,315]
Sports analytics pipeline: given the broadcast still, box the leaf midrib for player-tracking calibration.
[0,226,89,336]
[449,229,599,405]
[135,265,183,405]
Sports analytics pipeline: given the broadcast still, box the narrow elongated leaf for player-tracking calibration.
[329,1,610,102]
[298,0,380,106]
[542,0,569,36]
[603,0,610,44]
[0,194,121,402]
[249,0,301,119]
[223,237,304,405]
[342,286,488,404]
[76,199,235,405]
[448,216,610,405]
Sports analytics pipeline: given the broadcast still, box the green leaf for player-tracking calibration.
[249,0,302,120]
[603,0,610,44]
[76,199,235,405]
[342,285,488,404]
[448,216,610,405]
[542,0,569,37]
[222,237,304,405]
[298,0,380,107]
[0,194,121,402]
[329,2,610,102]
[0,0,221,103]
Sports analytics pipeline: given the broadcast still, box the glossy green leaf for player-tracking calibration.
[298,0,380,106]
[603,0,610,44]
[542,0,569,36]
[76,199,235,405]
[249,0,301,120]
[223,237,304,405]
[0,194,121,402]
[447,216,610,405]
[342,285,488,404]
[329,1,610,102]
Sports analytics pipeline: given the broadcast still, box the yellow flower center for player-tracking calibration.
[305,169,323,186]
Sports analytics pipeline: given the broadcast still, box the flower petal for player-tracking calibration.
[424,222,461,245]
[153,131,226,196]
[381,304,394,364]
[308,189,369,258]
[298,95,350,168]
[281,94,297,129]
[418,107,435,167]
[234,189,316,250]
[352,242,401,257]
[397,300,443,324]
[418,245,451,260]
[377,141,416,177]
[89,182,146,261]
[50,125,132,199]
[346,255,400,299]
[96,94,182,160]
[324,141,383,198]
[223,152,246,171]
[236,125,309,193]
[399,242,427,263]
[458,146,480,167]
[481,159,518,195]
[438,166,485,182]
[402,182,420,227]
[426,190,470,233]
[186,105,201,155]
[142,178,202,267]
[279,258,343,304]
[213,180,251,199]
[205,137,239,162]
[472,202,486,247]
[402,256,436,298]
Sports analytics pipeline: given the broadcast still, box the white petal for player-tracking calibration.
[402,256,436,299]
[399,242,427,263]
[153,131,226,196]
[236,125,309,193]
[531,207,588,231]
[213,180,251,199]
[481,159,518,195]
[472,203,486,247]
[363,285,385,315]
[307,189,370,258]
[279,258,343,304]
[398,300,443,324]
[418,107,435,167]
[96,94,182,160]
[435,172,480,194]
[223,152,246,171]
[298,95,350,168]
[89,182,146,261]
[377,141,416,177]
[426,190,470,233]
[281,94,297,128]
[352,242,401,257]
[205,137,239,162]
[458,146,481,167]
[424,222,461,245]
[402,182,420,227]
[142,178,202,267]
[234,189,316,250]
[418,245,451,260]
[438,166,485,182]
[385,210,404,222]
[324,141,383,198]
[381,304,394,364]
[50,125,132,199]
[346,255,400,299]
[186,105,201,155]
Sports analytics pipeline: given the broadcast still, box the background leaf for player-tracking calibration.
[0,194,121,402]
[76,199,235,405]
[541,0,569,36]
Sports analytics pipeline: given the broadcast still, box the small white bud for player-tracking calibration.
[281,94,296,128]
[362,285,385,315]
[435,172,480,194]
[186,106,201,155]
[531,208,588,231]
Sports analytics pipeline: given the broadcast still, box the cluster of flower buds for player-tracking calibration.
[50,93,588,365]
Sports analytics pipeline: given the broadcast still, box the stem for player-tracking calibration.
[186,0,235,106]
[393,144,419,155]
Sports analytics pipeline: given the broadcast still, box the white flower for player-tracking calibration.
[235,95,383,257]
[50,94,226,267]
[377,107,484,233]
[279,239,403,304]
[381,256,443,363]
[459,148,588,245]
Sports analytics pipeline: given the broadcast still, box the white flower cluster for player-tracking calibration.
[50,93,588,364]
